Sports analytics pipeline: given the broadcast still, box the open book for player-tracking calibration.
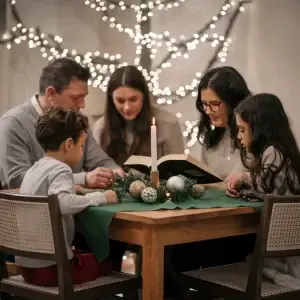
[124,154,222,183]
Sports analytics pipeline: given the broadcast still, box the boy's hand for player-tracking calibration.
[103,190,119,204]
[75,185,85,195]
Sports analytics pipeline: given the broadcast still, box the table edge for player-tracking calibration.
[113,206,258,225]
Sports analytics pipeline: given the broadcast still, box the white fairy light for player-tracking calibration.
[2,0,249,151]
[84,0,187,21]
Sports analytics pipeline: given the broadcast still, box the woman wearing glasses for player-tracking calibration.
[196,66,251,179]
[171,67,254,288]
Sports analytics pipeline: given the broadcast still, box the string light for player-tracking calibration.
[84,0,242,102]
[0,0,251,151]
[86,0,232,54]
[84,0,186,20]
[183,1,251,151]
[1,0,123,91]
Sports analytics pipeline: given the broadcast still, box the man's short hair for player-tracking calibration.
[36,108,89,152]
[39,58,91,95]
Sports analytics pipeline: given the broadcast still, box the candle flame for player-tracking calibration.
[152,117,155,126]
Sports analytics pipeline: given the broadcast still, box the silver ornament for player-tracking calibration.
[129,180,147,198]
[178,174,187,180]
[141,187,157,203]
[166,176,185,192]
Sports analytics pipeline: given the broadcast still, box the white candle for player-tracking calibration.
[151,117,158,171]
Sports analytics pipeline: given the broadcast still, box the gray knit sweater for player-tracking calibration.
[0,95,119,188]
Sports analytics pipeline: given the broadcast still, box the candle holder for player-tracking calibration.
[150,170,160,188]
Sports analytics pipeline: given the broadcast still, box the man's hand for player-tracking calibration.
[113,168,126,178]
[85,167,115,188]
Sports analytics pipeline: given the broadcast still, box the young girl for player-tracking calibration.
[227,93,300,289]
[227,93,300,196]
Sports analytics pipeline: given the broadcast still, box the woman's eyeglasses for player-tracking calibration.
[199,101,222,112]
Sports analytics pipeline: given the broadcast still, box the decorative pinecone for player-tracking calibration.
[141,187,157,203]
[191,184,206,198]
[156,185,167,201]
[129,180,147,199]
[166,176,185,192]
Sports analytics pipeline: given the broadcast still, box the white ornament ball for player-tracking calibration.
[129,180,147,198]
[178,174,187,180]
[141,187,157,203]
[166,176,185,192]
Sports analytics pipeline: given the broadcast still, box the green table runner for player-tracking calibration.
[75,189,263,262]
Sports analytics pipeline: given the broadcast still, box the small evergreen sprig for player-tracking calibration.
[112,173,198,203]
[170,176,197,203]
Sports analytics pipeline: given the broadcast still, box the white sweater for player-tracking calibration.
[199,130,244,180]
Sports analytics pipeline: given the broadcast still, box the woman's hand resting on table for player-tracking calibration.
[225,171,251,198]
[103,190,119,204]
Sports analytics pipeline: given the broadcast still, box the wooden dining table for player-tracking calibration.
[109,206,260,300]
[5,184,260,299]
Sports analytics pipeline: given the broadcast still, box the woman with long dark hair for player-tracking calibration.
[93,65,184,167]
[93,66,184,293]
[171,67,254,293]
[196,66,251,178]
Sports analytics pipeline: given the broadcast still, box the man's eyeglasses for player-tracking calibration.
[199,101,222,112]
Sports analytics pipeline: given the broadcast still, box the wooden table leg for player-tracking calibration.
[142,226,164,300]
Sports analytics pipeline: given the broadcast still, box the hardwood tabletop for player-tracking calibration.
[114,205,258,224]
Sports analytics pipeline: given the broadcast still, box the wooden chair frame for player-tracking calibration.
[177,194,300,300]
[0,192,140,300]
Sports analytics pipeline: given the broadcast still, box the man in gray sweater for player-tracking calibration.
[0,58,123,189]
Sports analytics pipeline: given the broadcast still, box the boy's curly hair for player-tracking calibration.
[36,108,89,151]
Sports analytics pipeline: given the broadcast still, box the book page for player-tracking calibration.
[124,155,152,168]
[158,154,222,180]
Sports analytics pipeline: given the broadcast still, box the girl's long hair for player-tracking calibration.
[101,65,152,165]
[235,93,300,194]
[196,66,251,149]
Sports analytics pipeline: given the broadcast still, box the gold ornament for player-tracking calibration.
[191,184,206,198]
[129,180,147,198]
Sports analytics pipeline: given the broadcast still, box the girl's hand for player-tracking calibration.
[226,189,240,198]
[103,190,119,204]
[225,172,250,197]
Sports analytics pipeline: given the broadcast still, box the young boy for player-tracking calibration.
[16,108,118,286]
